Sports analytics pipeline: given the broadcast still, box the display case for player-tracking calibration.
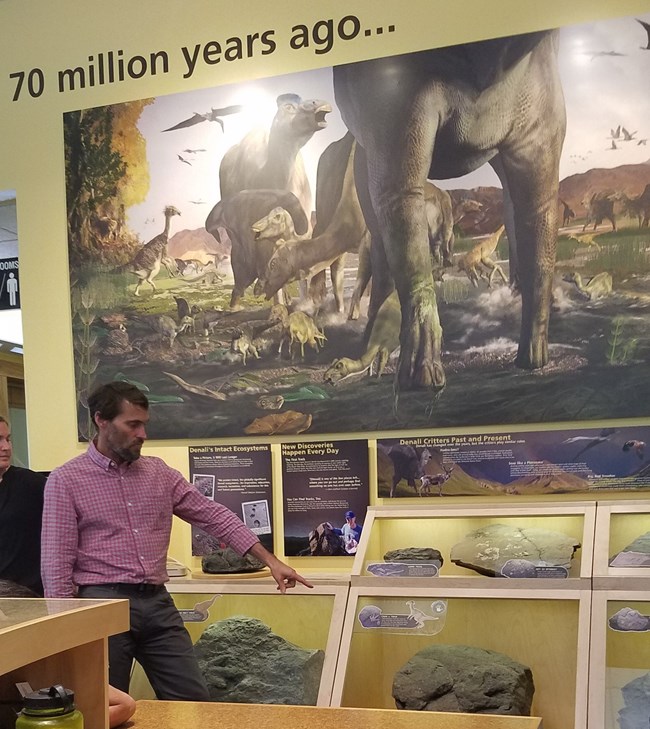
[593,501,650,583]
[0,598,129,729]
[331,585,590,729]
[131,698,543,729]
[130,579,348,706]
[352,504,595,588]
[589,590,650,729]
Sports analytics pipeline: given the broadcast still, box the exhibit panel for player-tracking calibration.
[593,501,650,579]
[331,585,590,729]
[351,503,595,587]
[0,598,129,729]
[589,591,650,729]
[129,581,348,706]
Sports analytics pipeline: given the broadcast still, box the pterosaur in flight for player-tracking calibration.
[162,105,244,132]
[563,428,618,461]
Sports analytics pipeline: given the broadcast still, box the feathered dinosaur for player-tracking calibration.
[125,206,181,296]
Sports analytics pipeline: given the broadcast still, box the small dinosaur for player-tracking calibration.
[324,292,400,383]
[458,225,508,288]
[562,271,613,300]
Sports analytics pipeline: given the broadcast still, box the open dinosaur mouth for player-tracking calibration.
[315,105,331,127]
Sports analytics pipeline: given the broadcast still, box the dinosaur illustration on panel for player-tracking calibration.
[324,291,401,384]
[204,189,308,310]
[125,205,181,296]
[457,225,508,288]
[334,30,566,389]
[218,93,331,220]
[582,191,620,232]
[562,271,613,300]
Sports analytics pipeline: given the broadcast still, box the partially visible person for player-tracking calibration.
[0,579,135,728]
[341,510,362,554]
[42,381,312,701]
[0,417,47,595]
[107,686,136,727]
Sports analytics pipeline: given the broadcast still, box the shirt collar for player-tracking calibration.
[88,439,120,472]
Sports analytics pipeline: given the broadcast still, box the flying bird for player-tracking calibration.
[621,127,637,141]
[638,139,648,146]
[189,200,207,205]
[182,148,206,153]
[177,154,192,166]
[563,428,618,461]
[610,125,621,139]
[608,140,618,150]
[637,18,650,50]
[623,440,646,460]
[162,105,244,132]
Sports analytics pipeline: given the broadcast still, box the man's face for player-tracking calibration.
[0,421,12,476]
[95,400,149,464]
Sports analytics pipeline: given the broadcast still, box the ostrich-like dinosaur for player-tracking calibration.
[126,206,181,296]
[458,225,508,288]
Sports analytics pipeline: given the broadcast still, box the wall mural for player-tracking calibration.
[65,13,650,440]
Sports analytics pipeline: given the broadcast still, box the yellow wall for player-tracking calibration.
[2,0,650,562]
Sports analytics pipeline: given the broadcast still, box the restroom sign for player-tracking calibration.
[0,258,20,310]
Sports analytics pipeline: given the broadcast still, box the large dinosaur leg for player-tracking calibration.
[330,254,346,314]
[364,141,444,389]
[348,231,371,320]
[497,134,563,369]
[375,185,444,389]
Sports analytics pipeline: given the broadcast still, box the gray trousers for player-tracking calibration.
[78,584,210,701]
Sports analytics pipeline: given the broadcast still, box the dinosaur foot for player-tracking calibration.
[515,337,549,370]
[397,325,446,390]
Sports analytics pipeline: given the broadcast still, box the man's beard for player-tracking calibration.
[116,442,143,463]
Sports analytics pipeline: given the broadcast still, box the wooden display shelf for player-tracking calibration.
[132,582,349,706]
[131,699,543,728]
[352,503,595,588]
[332,584,590,729]
[593,500,650,579]
[0,598,129,729]
[589,589,650,729]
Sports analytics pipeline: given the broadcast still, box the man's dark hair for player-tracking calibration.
[87,382,149,426]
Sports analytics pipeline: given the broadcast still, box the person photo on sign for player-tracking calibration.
[341,510,362,554]
[41,381,312,702]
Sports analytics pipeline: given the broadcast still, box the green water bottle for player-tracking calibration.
[17,686,83,729]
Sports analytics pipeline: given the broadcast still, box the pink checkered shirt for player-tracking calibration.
[41,441,259,597]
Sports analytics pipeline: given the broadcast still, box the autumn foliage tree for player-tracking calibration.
[64,99,152,269]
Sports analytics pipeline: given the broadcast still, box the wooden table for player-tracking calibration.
[132,700,543,729]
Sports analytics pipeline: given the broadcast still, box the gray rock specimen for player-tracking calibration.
[450,523,580,577]
[619,672,650,729]
[202,547,265,573]
[393,644,534,715]
[610,531,650,567]
[194,616,324,704]
[608,607,650,632]
[384,547,444,568]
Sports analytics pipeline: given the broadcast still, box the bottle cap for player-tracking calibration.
[23,686,75,712]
